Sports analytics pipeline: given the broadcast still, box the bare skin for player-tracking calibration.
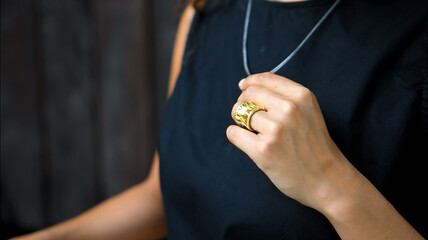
[10,4,196,240]
[227,73,424,239]
[226,1,423,239]
[12,1,424,239]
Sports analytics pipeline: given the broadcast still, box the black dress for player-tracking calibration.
[158,0,428,238]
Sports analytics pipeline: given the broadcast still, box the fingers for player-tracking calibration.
[236,85,286,115]
[240,72,316,107]
[240,72,302,95]
[229,72,317,152]
[232,101,277,134]
[240,72,317,111]
[231,84,290,134]
[226,125,260,158]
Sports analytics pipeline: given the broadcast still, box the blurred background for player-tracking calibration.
[1,0,179,238]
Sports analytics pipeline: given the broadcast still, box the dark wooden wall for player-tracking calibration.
[1,0,178,238]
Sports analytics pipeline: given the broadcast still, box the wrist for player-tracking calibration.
[312,153,365,220]
[320,187,360,225]
[308,152,424,239]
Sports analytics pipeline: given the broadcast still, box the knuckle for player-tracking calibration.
[259,72,274,79]
[268,120,284,135]
[243,85,259,97]
[246,85,257,93]
[245,74,258,85]
[295,87,314,102]
[280,100,298,115]
[258,136,278,156]
[258,140,272,156]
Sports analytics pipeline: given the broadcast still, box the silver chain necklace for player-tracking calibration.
[242,0,342,76]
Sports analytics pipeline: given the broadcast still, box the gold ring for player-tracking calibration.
[234,101,266,131]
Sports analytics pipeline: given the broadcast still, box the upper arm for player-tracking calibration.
[168,4,196,98]
[146,4,196,190]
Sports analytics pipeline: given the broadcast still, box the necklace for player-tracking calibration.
[242,0,342,76]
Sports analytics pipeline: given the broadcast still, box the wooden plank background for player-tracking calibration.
[1,0,178,238]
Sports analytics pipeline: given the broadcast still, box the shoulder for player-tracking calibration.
[168,4,196,98]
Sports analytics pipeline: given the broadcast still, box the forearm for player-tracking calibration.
[13,153,166,240]
[14,181,165,240]
[318,159,423,239]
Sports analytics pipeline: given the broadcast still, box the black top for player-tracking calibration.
[158,0,428,239]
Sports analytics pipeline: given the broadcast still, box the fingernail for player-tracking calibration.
[239,79,245,89]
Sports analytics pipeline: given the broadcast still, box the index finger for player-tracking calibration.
[240,72,302,95]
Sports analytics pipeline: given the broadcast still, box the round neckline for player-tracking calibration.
[262,0,334,9]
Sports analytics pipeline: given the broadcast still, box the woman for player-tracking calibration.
[14,0,427,239]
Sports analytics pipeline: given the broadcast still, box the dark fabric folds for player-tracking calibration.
[159,0,428,239]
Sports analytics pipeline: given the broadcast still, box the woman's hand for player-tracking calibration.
[226,72,360,213]
[226,72,424,239]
